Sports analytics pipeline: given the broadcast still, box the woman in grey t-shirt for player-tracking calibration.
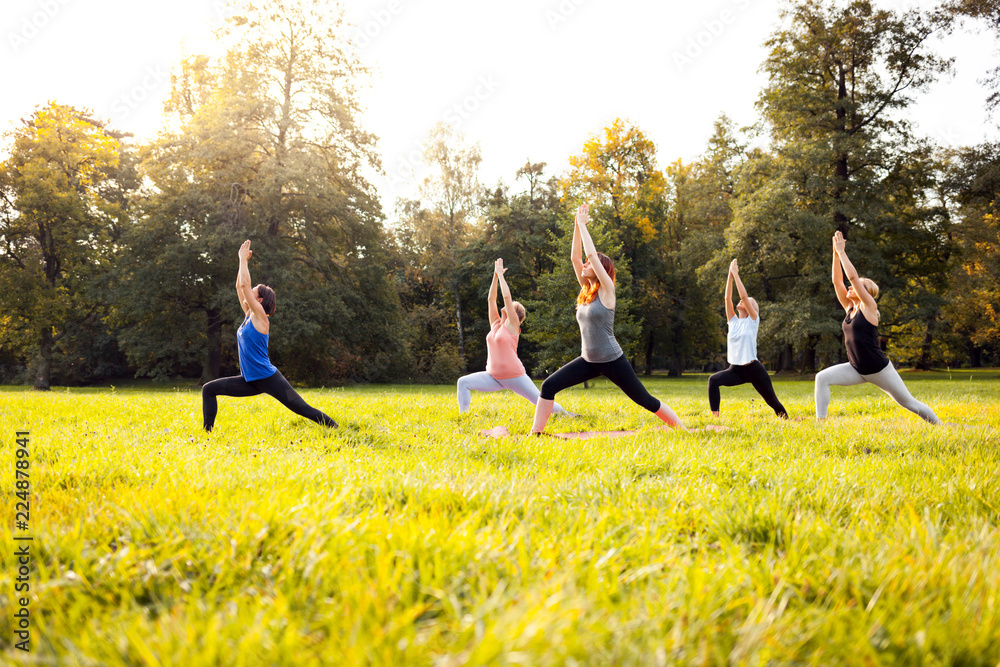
[529,203,687,434]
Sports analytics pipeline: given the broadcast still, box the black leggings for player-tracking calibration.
[201,370,337,431]
[708,360,787,417]
[540,355,660,412]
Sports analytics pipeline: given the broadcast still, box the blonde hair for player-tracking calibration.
[860,278,879,300]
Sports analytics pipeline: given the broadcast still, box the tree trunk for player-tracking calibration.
[833,64,850,233]
[201,307,223,384]
[777,343,795,372]
[802,336,817,373]
[969,342,982,368]
[454,282,466,373]
[644,332,655,376]
[915,314,936,370]
[667,350,683,377]
[34,327,53,391]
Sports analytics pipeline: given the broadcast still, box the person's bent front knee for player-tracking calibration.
[540,378,557,402]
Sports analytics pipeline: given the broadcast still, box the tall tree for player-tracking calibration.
[938,143,1000,365]
[559,119,661,370]
[727,0,952,370]
[667,116,748,371]
[394,123,482,373]
[561,118,715,375]
[0,103,134,389]
[460,162,563,373]
[525,207,639,379]
[943,0,1000,112]
[116,0,408,383]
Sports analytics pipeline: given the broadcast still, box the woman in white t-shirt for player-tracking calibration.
[708,259,788,419]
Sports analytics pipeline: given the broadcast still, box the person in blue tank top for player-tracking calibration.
[201,240,338,432]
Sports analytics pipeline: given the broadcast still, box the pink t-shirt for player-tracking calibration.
[485,319,525,380]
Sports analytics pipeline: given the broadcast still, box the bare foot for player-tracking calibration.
[481,425,510,438]
[704,424,729,432]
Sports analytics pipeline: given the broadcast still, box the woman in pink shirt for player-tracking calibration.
[457,258,570,415]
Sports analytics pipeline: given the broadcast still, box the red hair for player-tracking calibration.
[576,253,616,306]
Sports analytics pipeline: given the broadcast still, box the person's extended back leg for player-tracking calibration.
[863,363,941,424]
[602,356,685,429]
[254,371,337,427]
[744,361,788,418]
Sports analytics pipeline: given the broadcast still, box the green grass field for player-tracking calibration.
[2,372,999,665]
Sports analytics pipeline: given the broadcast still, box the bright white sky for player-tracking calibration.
[2,0,996,218]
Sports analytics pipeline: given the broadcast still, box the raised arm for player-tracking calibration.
[831,233,851,311]
[571,209,586,288]
[495,258,518,336]
[724,261,736,321]
[487,267,500,325]
[576,203,615,299]
[236,240,268,329]
[834,231,878,322]
[731,259,758,320]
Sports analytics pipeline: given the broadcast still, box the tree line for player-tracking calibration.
[1,0,998,390]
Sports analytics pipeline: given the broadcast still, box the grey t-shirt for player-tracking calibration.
[576,297,624,363]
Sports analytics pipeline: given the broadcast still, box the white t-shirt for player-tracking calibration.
[727,315,759,366]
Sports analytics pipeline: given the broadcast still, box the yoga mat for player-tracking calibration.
[553,429,640,439]
[480,425,726,438]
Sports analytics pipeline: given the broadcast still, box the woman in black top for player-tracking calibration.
[814,231,940,423]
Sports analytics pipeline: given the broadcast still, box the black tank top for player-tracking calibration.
[843,308,889,375]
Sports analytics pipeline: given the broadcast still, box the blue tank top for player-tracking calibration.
[237,316,277,381]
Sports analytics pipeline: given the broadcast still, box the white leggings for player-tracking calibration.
[814,361,940,424]
[457,372,569,415]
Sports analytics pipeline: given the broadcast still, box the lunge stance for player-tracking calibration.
[530,203,686,434]
[457,258,570,415]
[708,259,788,418]
[814,231,940,424]
[201,240,338,432]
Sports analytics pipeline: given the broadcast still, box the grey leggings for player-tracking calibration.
[814,362,940,424]
[457,372,569,415]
